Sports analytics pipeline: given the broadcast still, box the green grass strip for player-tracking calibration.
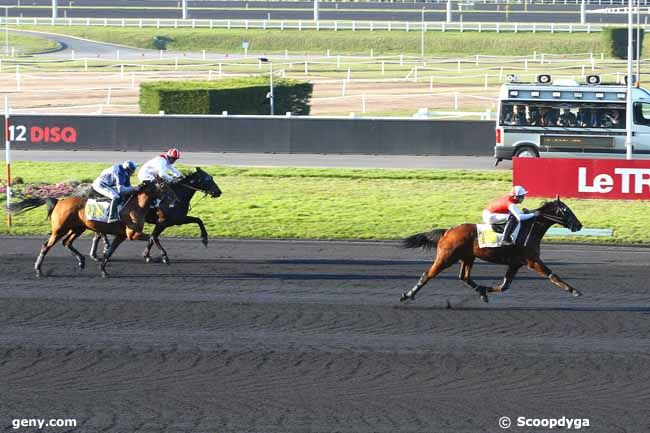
[0,161,642,244]
[11,26,612,56]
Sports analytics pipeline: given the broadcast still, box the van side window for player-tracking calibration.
[634,102,650,126]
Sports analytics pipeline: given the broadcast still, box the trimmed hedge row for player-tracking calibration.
[139,77,313,115]
[602,27,644,60]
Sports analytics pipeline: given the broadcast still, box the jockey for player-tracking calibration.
[92,160,138,222]
[482,185,539,246]
[138,148,183,183]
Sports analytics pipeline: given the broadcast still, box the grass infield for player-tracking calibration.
[0,161,645,244]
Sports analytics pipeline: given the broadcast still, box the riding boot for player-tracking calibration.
[501,215,517,246]
[107,199,120,223]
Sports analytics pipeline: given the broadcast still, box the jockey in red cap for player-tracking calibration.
[138,148,183,183]
[482,185,539,246]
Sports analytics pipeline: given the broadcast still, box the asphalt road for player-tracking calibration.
[4,150,508,169]
[0,0,636,23]
[1,236,649,432]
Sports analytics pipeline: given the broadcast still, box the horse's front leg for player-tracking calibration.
[184,216,209,247]
[100,235,126,278]
[89,232,102,262]
[144,223,170,264]
[527,258,582,297]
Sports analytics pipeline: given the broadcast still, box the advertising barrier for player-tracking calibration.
[514,157,650,200]
[0,115,494,156]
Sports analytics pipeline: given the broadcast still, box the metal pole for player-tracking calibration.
[52,0,57,19]
[446,0,452,23]
[4,96,11,228]
[636,0,641,84]
[420,7,425,58]
[580,0,586,25]
[269,61,274,116]
[626,0,634,159]
[314,0,319,21]
[182,0,187,20]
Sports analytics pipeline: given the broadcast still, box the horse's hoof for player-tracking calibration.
[101,270,108,278]
[572,290,582,297]
[90,255,100,262]
[35,270,42,278]
[162,256,170,265]
[400,292,413,303]
[201,237,208,247]
[78,260,85,269]
[481,295,489,303]
[145,256,152,264]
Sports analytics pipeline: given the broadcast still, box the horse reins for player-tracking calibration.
[537,212,564,224]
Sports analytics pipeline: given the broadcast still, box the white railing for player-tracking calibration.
[2,16,628,33]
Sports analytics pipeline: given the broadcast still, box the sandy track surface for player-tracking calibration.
[1,237,649,432]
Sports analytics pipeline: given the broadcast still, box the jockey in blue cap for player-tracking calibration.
[92,160,138,223]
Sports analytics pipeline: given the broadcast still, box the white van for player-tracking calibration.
[494,76,650,165]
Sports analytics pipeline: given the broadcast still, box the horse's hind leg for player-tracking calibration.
[62,228,87,270]
[400,253,454,302]
[35,231,66,277]
[528,258,582,297]
[459,258,490,303]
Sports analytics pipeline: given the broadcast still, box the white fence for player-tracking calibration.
[2,16,631,33]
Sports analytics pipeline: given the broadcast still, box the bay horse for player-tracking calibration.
[9,179,167,277]
[400,197,583,303]
[89,167,222,264]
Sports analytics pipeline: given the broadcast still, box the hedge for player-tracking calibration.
[602,27,644,60]
[139,77,313,115]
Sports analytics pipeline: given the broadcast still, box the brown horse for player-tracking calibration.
[400,197,583,303]
[9,179,167,277]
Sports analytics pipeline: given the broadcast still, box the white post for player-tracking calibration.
[454,92,459,110]
[381,61,385,75]
[446,0,452,23]
[4,96,11,228]
[313,0,319,21]
[580,0,586,24]
[52,0,57,18]
[202,49,206,60]
[420,7,425,58]
[626,0,634,159]
[269,61,274,115]
[341,79,346,96]
[182,0,188,20]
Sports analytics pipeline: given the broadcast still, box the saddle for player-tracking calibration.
[85,199,112,222]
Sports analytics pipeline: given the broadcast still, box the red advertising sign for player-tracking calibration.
[514,158,650,200]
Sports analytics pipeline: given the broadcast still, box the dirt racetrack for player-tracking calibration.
[1,236,649,433]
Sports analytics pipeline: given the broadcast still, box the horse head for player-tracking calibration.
[184,167,222,198]
[538,195,582,232]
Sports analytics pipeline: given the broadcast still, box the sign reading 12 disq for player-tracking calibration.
[8,124,78,144]
[514,158,650,200]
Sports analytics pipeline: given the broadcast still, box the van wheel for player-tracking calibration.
[514,146,539,158]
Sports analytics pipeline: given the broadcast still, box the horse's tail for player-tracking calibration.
[8,197,59,218]
[45,198,58,219]
[401,229,448,250]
